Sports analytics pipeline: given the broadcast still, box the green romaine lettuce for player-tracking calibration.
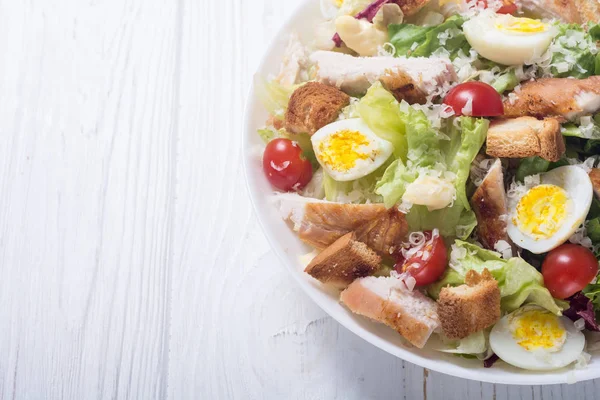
[516,157,550,182]
[490,69,519,94]
[428,241,563,315]
[254,75,297,120]
[549,23,600,79]
[323,161,391,204]
[388,16,470,59]
[357,83,407,160]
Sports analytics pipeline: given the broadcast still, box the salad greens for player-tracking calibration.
[428,241,563,315]
[549,23,600,79]
[388,16,469,59]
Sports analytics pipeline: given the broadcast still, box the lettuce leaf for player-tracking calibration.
[254,75,296,120]
[388,16,469,59]
[324,161,390,203]
[428,241,563,315]
[357,82,407,160]
[549,23,600,79]
[490,69,519,94]
[446,117,489,211]
[516,156,550,182]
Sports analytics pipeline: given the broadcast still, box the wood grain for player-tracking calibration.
[0,0,600,398]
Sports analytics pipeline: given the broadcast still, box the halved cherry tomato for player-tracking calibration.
[542,244,599,299]
[443,82,504,117]
[394,231,448,287]
[481,0,518,14]
[263,138,313,191]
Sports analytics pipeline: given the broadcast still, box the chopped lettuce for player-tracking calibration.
[323,161,390,203]
[549,23,600,79]
[516,156,550,182]
[254,75,296,120]
[388,16,470,59]
[446,117,489,211]
[562,115,600,140]
[490,69,519,94]
[428,241,563,315]
[372,103,487,237]
[357,83,407,160]
[436,331,488,356]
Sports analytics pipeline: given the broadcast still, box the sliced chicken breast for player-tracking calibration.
[310,51,457,97]
[272,193,408,254]
[504,77,600,120]
[520,0,600,24]
[340,276,440,348]
[470,159,513,253]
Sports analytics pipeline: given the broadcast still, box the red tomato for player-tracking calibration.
[263,138,313,192]
[542,244,599,299]
[395,231,448,287]
[443,82,504,117]
[481,0,518,14]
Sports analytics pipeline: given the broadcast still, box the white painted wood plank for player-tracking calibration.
[0,0,179,398]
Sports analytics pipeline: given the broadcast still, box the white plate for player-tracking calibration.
[242,0,600,385]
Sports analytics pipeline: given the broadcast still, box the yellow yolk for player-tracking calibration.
[334,0,344,6]
[510,309,566,352]
[496,17,547,34]
[514,185,571,240]
[318,130,373,172]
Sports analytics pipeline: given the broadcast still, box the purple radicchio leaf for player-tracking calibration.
[564,292,600,332]
[483,354,499,368]
[332,0,399,47]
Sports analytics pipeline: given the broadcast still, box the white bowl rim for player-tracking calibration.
[241,0,600,386]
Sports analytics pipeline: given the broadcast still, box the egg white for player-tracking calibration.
[490,307,585,371]
[311,119,394,182]
[463,13,557,66]
[507,166,593,254]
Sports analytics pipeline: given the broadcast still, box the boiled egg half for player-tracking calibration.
[463,13,557,66]
[312,119,394,182]
[490,306,585,371]
[507,166,593,254]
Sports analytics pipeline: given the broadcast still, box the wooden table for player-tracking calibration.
[1,0,599,398]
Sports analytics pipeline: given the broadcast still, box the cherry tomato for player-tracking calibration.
[443,82,504,117]
[263,138,313,192]
[481,0,518,14]
[542,244,599,300]
[395,231,448,287]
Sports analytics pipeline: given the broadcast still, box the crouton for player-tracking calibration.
[397,0,432,16]
[590,169,600,199]
[379,70,427,104]
[438,269,501,340]
[305,232,381,289]
[486,117,565,162]
[340,276,440,348]
[284,82,350,135]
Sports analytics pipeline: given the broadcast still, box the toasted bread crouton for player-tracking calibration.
[438,269,501,340]
[590,169,600,199]
[486,117,565,162]
[284,82,350,135]
[380,70,427,104]
[305,232,381,289]
[341,276,439,348]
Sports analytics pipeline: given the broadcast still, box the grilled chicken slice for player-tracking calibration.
[341,276,440,348]
[355,208,408,256]
[380,70,427,104]
[504,77,600,120]
[590,169,600,199]
[520,0,600,24]
[273,194,408,254]
[310,51,457,96]
[470,159,513,253]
